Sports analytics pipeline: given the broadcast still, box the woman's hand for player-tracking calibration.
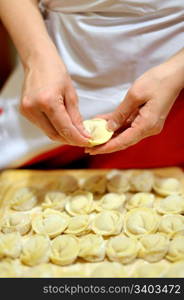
[86,53,184,155]
[20,53,90,146]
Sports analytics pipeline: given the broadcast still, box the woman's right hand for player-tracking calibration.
[20,53,90,146]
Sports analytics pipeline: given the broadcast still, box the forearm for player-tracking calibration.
[0,0,60,69]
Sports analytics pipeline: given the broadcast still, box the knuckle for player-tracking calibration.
[60,127,72,139]
[128,86,144,104]
[20,98,33,114]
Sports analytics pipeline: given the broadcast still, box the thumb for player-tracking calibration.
[107,90,144,131]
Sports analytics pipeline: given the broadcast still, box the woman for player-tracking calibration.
[0,0,183,169]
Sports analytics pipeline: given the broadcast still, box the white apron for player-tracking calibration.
[0,0,183,168]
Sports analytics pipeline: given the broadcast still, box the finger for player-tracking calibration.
[107,89,147,132]
[64,88,91,138]
[40,95,90,147]
[22,108,68,144]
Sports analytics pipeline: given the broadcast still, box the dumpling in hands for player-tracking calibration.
[130,171,154,192]
[0,232,22,259]
[20,235,50,266]
[65,215,90,236]
[83,118,113,146]
[10,187,38,211]
[65,191,94,216]
[91,211,123,236]
[153,177,182,196]
[106,235,140,264]
[138,233,169,262]
[32,209,69,238]
[155,194,184,215]
[82,175,107,194]
[124,208,160,238]
[78,234,106,262]
[125,192,155,210]
[159,214,184,238]
[96,193,126,212]
[107,173,130,193]
[50,235,79,266]
[166,236,184,262]
[1,213,31,235]
[42,191,66,211]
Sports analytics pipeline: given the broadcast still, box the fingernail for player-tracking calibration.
[107,120,118,131]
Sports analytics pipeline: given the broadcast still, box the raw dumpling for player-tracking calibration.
[65,215,90,236]
[107,174,130,193]
[124,208,160,238]
[91,211,123,236]
[96,193,126,212]
[20,235,50,266]
[133,261,169,278]
[42,191,66,211]
[32,209,69,238]
[48,175,79,193]
[23,263,54,278]
[159,214,184,237]
[153,177,182,196]
[165,261,184,278]
[130,171,154,192]
[166,236,184,262]
[50,235,79,266]
[82,175,107,194]
[125,192,155,210]
[155,194,184,215]
[0,232,22,259]
[1,213,31,235]
[106,235,140,264]
[138,233,169,262]
[65,191,94,216]
[83,118,113,146]
[78,234,106,262]
[10,187,38,211]
[0,260,20,278]
[90,262,127,278]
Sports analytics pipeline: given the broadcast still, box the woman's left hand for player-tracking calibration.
[85,52,184,155]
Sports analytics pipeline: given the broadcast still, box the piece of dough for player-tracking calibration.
[1,213,31,235]
[90,262,128,278]
[159,214,184,238]
[165,261,184,278]
[0,232,22,259]
[83,118,113,146]
[96,193,126,212]
[65,215,90,236]
[48,175,79,193]
[153,177,182,196]
[133,261,169,278]
[78,234,106,262]
[20,235,50,266]
[82,175,107,194]
[124,208,160,238]
[107,173,130,193]
[50,235,79,266]
[23,263,55,278]
[65,191,94,216]
[130,171,154,192]
[0,260,20,278]
[106,235,140,264]
[125,192,155,210]
[155,194,184,215]
[32,209,69,238]
[42,191,66,211]
[138,233,169,262]
[10,187,38,211]
[166,236,184,262]
[91,211,123,236]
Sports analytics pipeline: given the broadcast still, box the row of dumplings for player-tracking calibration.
[0,231,184,267]
[1,207,184,239]
[9,185,184,217]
